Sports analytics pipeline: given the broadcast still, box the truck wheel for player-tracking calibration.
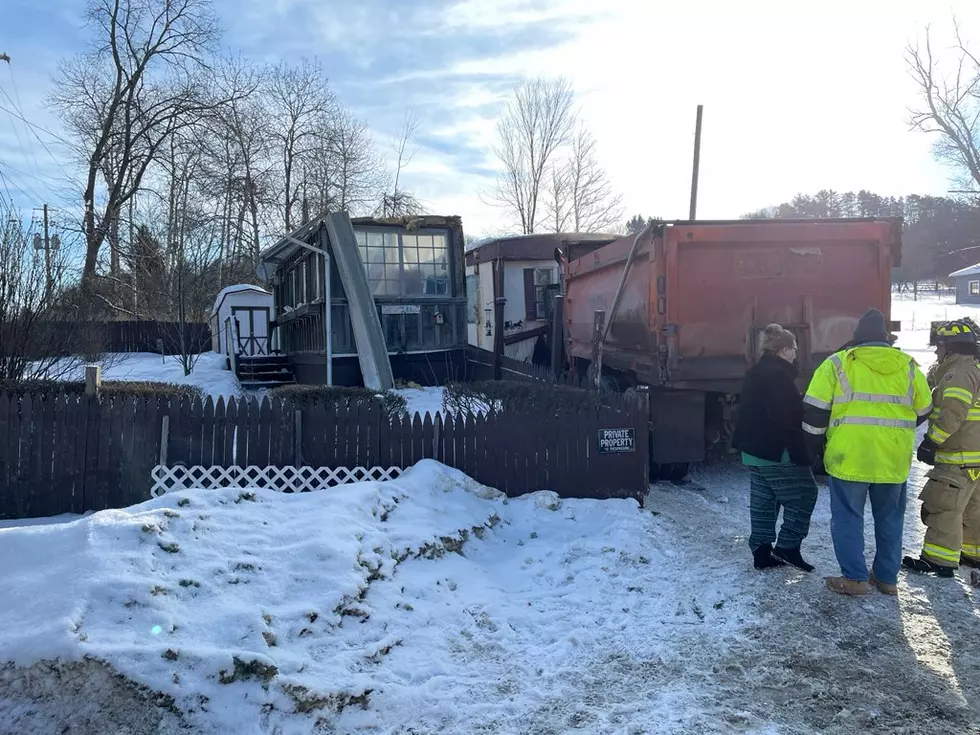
[650,462,690,485]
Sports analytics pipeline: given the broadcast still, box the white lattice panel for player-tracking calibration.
[150,465,404,497]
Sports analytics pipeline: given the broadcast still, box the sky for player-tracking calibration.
[2,0,980,239]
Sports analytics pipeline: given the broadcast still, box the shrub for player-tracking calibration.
[0,380,202,400]
[442,380,622,417]
[270,384,408,417]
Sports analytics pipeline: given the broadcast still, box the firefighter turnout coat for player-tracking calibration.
[920,353,980,566]
[802,345,932,484]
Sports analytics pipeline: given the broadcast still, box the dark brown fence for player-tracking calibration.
[26,321,212,357]
[0,391,649,520]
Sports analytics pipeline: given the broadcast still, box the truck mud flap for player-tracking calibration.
[649,390,705,464]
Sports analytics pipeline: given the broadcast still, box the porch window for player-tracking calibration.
[355,229,451,297]
[970,280,979,296]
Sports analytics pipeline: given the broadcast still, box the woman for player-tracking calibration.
[732,324,818,572]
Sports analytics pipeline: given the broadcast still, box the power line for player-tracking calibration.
[0,90,78,189]
[3,65,44,183]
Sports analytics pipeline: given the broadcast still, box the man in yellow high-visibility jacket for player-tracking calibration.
[802,309,932,596]
[903,319,980,578]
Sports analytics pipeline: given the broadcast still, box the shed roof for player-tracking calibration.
[211,284,270,317]
[950,263,980,279]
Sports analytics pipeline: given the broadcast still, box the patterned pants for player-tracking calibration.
[748,464,819,550]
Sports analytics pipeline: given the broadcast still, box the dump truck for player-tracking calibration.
[558,218,902,481]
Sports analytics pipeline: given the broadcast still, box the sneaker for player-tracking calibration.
[868,572,898,596]
[961,553,980,570]
[825,576,873,596]
[772,545,815,572]
[752,543,786,570]
[902,555,956,578]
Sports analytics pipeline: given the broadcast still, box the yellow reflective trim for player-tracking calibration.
[928,426,952,443]
[962,543,980,556]
[923,543,960,563]
[943,387,973,404]
[936,450,980,464]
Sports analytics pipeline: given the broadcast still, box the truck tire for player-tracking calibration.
[649,462,690,485]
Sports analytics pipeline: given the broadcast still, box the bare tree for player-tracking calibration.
[907,21,980,189]
[543,165,572,233]
[265,57,337,231]
[378,109,425,217]
[489,77,576,234]
[562,128,624,232]
[0,205,98,382]
[51,0,246,286]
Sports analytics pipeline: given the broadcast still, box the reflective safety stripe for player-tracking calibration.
[969,470,980,482]
[962,543,980,557]
[828,354,915,407]
[928,425,952,443]
[968,409,980,421]
[929,407,941,420]
[936,450,980,465]
[830,416,917,429]
[803,395,832,410]
[919,403,936,418]
[943,386,974,405]
[923,543,960,564]
[802,423,827,435]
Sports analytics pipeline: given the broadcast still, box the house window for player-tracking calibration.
[970,280,979,296]
[523,267,555,321]
[355,229,451,297]
[466,275,479,324]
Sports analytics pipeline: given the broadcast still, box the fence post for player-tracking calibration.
[293,410,302,466]
[550,294,564,380]
[157,338,165,363]
[85,365,102,396]
[159,415,170,466]
[635,385,651,498]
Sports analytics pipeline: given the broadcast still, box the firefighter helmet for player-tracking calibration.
[935,319,980,346]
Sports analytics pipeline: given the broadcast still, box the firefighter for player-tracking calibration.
[903,319,980,577]
[802,309,933,596]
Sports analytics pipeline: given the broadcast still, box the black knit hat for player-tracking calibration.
[852,309,891,344]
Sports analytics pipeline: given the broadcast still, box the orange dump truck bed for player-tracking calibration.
[563,218,902,465]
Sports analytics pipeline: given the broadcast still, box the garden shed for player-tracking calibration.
[210,284,275,357]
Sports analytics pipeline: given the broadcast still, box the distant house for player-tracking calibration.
[465,232,618,364]
[949,264,980,305]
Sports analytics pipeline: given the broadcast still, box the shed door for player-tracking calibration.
[232,306,271,356]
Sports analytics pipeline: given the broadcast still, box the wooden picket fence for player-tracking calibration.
[0,391,649,520]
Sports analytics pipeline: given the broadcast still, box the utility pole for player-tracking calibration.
[689,105,704,221]
[32,205,57,302]
[43,204,52,300]
[0,53,10,64]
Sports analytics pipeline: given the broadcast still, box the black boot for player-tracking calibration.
[902,555,955,578]
[772,545,815,572]
[753,543,786,570]
[960,553,980,569]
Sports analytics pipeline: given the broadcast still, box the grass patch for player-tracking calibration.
[178,579,200,588]
[218,657,278,685]
[158,542,180,554]
[283,684,372,714]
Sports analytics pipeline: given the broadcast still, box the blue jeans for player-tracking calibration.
[828,477,908,585]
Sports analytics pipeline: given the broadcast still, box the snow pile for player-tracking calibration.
[395,386,445,418]
[0,463,502,733]
[0,462,739,734]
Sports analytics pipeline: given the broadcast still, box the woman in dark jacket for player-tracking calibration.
[732,324,818,572]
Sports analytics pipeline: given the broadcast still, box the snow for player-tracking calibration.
[49,352,241,400]
[3,294,980,734]
[394,386,445,418]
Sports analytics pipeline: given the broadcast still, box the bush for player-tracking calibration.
[270,384,408,417]
[442,380,621,417]
[0,380,202,399]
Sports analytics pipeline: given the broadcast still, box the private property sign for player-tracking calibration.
[597,428,635,454]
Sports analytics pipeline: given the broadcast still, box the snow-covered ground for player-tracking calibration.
[2,294,979,734]
[50,352,242,400]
